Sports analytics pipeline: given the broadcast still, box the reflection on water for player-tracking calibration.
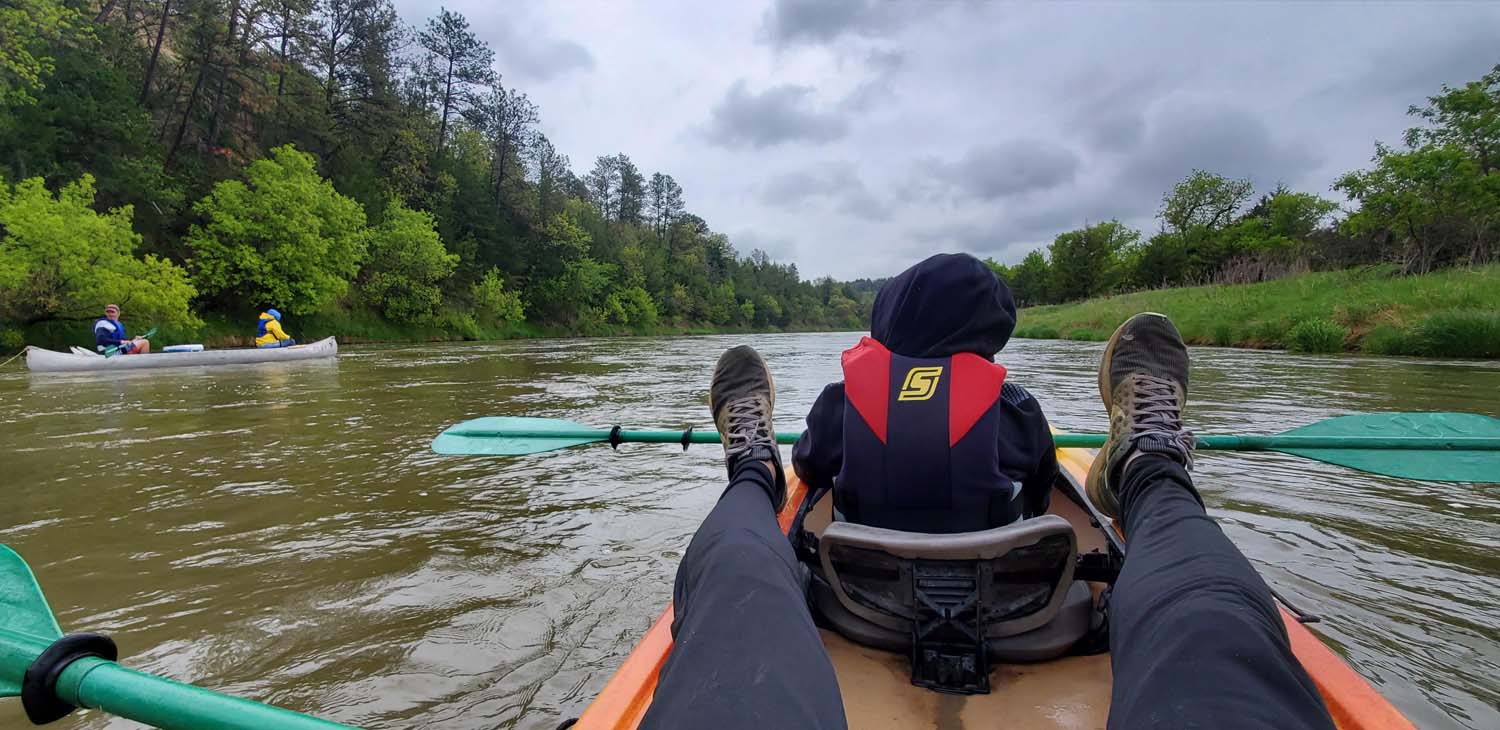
[1,335,1496,729]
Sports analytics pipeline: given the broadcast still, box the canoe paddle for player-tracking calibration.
[102,326,157,357]
[431,412,1500,483]
[0,545,354,730]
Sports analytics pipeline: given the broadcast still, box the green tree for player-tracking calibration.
[1008,250,1051,307]
[360,199,457,322]
[1336,144,1497,272]
[1405,64,1500,174]
[469,268,524,325]
[603,285,658,328]
[416,8,493,154]
[0,0,82,105]
[0,174,196,327]
[186,144,369,313]
[1046,220,1139,302]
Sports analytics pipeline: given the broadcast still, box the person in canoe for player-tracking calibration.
[792,252,1057,533]
[637,312,1336,730]
[254,309,296,348]
[94,304,150,355]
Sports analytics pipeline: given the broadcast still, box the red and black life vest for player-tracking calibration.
[836,336,1020,533]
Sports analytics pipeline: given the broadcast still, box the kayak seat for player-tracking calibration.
[807,514,1091,694]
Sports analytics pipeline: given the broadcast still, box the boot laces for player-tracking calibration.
[1125,374,1196,466]
[723,396,772,457]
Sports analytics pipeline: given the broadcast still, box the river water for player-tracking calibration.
[1,333,1496,730]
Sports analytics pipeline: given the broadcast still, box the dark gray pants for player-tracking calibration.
[642,457,1334,730]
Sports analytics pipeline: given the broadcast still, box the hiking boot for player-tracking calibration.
[1084,313,1196,518]
[710,345,787,510]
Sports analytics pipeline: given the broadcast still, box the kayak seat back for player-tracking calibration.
[809,514,1092,693]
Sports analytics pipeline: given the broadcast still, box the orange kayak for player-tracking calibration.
[573,446,1413,729]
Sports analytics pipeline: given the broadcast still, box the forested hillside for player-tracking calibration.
[0,0,876,349]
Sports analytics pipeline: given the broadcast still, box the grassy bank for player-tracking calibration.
[1014,265,1500,358]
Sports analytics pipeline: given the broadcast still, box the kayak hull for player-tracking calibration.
[574,444,1414,730]
[25,337,338,373]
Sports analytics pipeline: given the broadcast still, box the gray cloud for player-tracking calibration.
[471,15,594,82]
[927,141,1082,200]
[1120,101,1321,198]
[497,36,594,82]
[762,162,889,220]
[1060,68,1171,153]
[418,0,1500,279]
[1338,25,1498,104]
[760,0,906,46]
[705,81,850,148]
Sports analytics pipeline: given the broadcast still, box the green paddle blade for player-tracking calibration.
[1277,412,1500,482]
[0,545,62,697]
[432,416,609,456]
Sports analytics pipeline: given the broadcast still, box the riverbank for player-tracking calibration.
[1014,265,1500,358]
[4,307,828,354]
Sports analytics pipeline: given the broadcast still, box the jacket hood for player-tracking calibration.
[870,253,1016,359]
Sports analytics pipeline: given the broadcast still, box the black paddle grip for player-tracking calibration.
[608,425,623,450]
[22,633,118,725]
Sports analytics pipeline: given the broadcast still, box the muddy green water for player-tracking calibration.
[1,334,1496,730]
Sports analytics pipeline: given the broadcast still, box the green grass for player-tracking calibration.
[1014,265,1500,359]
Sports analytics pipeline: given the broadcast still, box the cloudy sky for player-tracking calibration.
[390,0,1500,280]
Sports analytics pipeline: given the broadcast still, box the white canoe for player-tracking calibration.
[26,337,338,373]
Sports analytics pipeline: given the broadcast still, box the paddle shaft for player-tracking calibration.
[443,427,1500,451]
[0,628,353,730]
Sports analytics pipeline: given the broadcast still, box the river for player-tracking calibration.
[2,333,1497,730]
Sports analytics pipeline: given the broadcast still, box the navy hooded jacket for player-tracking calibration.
[791,253,1057,531]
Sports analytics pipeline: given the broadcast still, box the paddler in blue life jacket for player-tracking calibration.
[793,252,1058,533]
[254,309,296,348]
[93,303,150,354]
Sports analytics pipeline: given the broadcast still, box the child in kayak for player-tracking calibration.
[792,252,1057,533]
[255,309,297,348]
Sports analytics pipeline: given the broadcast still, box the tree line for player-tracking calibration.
[0,0,874,345]
[990,65,1500,308]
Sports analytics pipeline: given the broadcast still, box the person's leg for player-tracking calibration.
[1085,313,1332,730]
[641,460,846,730]
[1107,456,1332,729]
[640,345,846,730]
[135,339,150,354]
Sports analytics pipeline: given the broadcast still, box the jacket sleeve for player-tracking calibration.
[266,319,289,340]
[1000,383,1058,519]
[792,382,845,491]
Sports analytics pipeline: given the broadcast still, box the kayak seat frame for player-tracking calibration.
[809,515,1092,694]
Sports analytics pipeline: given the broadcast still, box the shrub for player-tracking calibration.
[1013,324,1060,339]
[1211,323,1234,347]
[1067,328,1107,341]
[470,269,525,326]
[1413,310,1500,358]
[1359,325,1416,355]
[1286,318,1348,353]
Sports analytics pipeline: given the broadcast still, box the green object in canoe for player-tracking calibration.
[432,412,1500,483]
[0,545,354,730]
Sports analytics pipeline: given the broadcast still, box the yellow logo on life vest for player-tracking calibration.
[897,366,944,401]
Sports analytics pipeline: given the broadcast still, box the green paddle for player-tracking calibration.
[0,546,354,730]
[102,327,157,357]
[432,412,1500,483]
